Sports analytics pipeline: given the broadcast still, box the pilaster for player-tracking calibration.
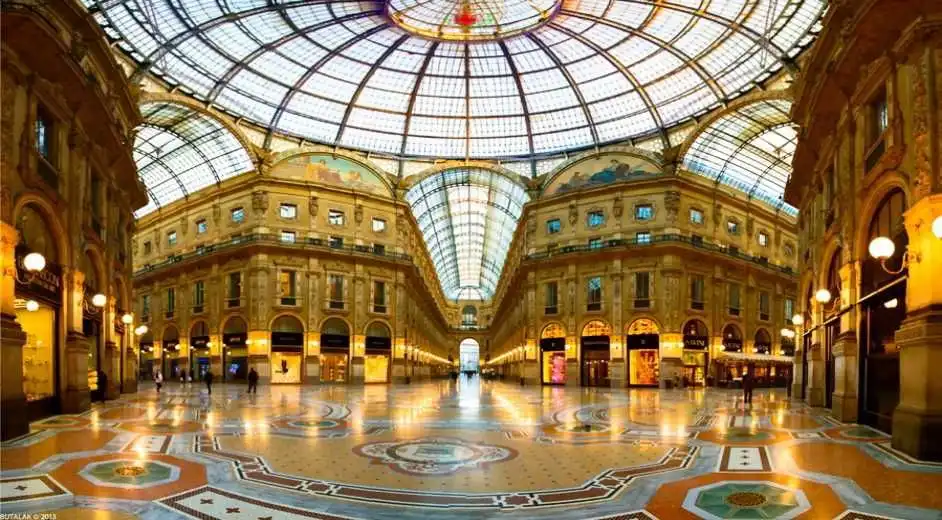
[831,330,858,421]
[62,330,90,413]
[104,340,120,399]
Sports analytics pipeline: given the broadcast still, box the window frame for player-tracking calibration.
[586,210,605,229]
[587,276,602,311]
[279,203,298,220]
[689,208,704,225]
[546,218,562,234]
[634,204,654,221]
[328,209,346,226]
[280,230,296,243]
[230,207,245,223]
[167,230,177,247]
[371,217,386,233]
[196,219,208,235]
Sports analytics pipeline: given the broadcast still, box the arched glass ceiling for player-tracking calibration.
[86,0,823,161]
[406,168,529,300]
[682,98,797,215]
[134,103,254,217]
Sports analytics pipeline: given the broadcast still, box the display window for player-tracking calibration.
[541,351,566,384]
[271,352,302,383]
[225,347,248,380]
[581,345,610,387]
[365,354,389,383]
[629,349,659,386]
[321,352,348,382]
[16,301,56,401]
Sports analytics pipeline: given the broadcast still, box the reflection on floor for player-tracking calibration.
[2,378,941,519]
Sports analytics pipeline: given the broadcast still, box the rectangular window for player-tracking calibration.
[727,220,739,234]
[372,218,386,232]
[635,204,653,221]
[329,235,343,248]
[759,291,770,320]
[167,231,177,247]
[166,288,175,315]
[279,203,297,219]
[373,281,386,313]
[729,283,741,315]
[546,218,561,234]
[280,230,296,243]
[587,211,605,228]
[545,282,558,314]
[143,241,152,255]
[636,231,651,244]
[690,208,704,224]
[193,280,204,311]
[587,276,602,311]
[635,272,650,308]
[758,231,769,247]
[588,237,603,249]
[871,92,888,143]
[329,274,344,309]
[196,219,207,235]
[373,243,385,256]
[784,298,795,322]
[690,275,705,310]
[231,207,245,223]
[141,295,150,316]
[227,272,241,307]
[35,106,54,160]
[280,270,297,305]
[328,210,345,226]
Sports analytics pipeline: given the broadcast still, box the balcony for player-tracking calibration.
[373,304,387,314]
[544,305,558,315]
[729,307,740,316]
[165,311,175,319]
[278,296,300,307]
[634,299,650,309]
[760,312,770,321]
[691,301,705,311]
[226,297,242,308]
[329,300,345,310]
[587,302,601,312]
[192,304,204,314]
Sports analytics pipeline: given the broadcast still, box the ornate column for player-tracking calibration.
[805,299,826,407]
[62,267,90,413]
[0,221,28,440]
[831,259,859,421]
[349,270,365,384]
[609,271,625,388]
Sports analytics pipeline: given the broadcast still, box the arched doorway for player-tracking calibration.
[321,318,350,383]
[581,320,611,387]
[540,323,566,385]
[626,318,659,387]
[14,204,63,420]
[271,315,304,384]
[718,323,744,386]
[823,248,842,409]
[752,328,773,388]
[459,338,480,373]
[222,316,248,381]
[189,320,211,380]
[682,319,709,386]
[859,188,907,432]
[161,325,181,380]
[364,321,392,383]
[138,330,155,380]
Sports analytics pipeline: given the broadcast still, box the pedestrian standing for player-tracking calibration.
[248,368,259,394]
[97,370,108,403]
[742,370,754,405]
[204,369,214,395]
[155,370,163,393]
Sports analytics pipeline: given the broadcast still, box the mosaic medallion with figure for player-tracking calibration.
[353,436,517,475]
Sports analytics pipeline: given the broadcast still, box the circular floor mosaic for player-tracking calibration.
[685,481,810,519]
[78,459,180,489]
[353,436,517,475]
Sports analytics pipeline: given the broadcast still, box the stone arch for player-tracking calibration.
[160,323,180,342]
[189,320,210,338]
[682,318,709,337]
[854,173,911,262]
[12,192,69,265]
[626,317,661,335]
[270,313,304,333]
[581,319,612,337]
[320,317,350,336]
[721,322,743,341]
[403,160,529,191]
[269,150,396,197]
[540,322,566,339]
[817,237,844,296]
[113,275,130,313]
[540,149,663,197]
[364,319,392,338]
[221,315,248,335]
[82,244,107,293]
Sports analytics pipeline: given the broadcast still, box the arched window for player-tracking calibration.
[825,248,842,318]
[582,320,612,337]
[722,324,743,352]
[462,305,477,326]
[863,189,907,294]
[754,329,772,354]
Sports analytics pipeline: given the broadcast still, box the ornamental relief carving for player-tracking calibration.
[252,190,269,215]
[612,196,623,218]
[911,51,934,200]
[663,191,680,223]
[309,196,319,217]
[568,202,578,225]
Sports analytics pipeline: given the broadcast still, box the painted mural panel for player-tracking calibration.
[272,154,390,195]
[544,154,661,195]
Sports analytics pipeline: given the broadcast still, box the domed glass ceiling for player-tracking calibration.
[86,0,824,160]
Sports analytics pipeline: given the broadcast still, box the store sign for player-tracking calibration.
[723,339,742,352]
[627,333,658,349]
[781,345,795,356]
[191,335,210,348]
[321,333,349,349]
[164,340,179,350]
[540,337,565,351]
[14,253,62,302]
[223,333,246,346]
[755,343,771,354]
[581,335,610,349]
[271,332,303,346]
[683,336,708,349]
[365,336,391,349]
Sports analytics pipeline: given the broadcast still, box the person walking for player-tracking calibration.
[155,370,163,393]
[742,370,754,405]
[204,369,214,395]
[247,368,259,394]
[97,370,108,403]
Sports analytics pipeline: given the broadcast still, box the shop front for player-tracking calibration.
[540,323,567,385]
[626,319,659,387]
[751,329,773,384]
[364,322,392,383]
[270,315,304,384]
[580,320,611,387]
[682,319,709,387]
[222,316,248,381]
[161,327,182,380]
[14,244,62,421]
[717,324,744,387]
[139,331,155,380]
[320,318,350,383]
[189,321,211,381]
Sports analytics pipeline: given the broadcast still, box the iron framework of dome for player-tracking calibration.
[86,0,824,162]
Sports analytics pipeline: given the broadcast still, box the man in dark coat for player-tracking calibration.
[204,369,214,395]
[248,368,259,394]
[742,370,754,405]
[97,370,108,403]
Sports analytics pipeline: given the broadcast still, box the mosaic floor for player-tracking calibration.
[2,378,941,520]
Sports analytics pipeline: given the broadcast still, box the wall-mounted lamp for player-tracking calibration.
[791,314,804,326]
[25,300,40,312]
[91,293,107,308]
[122,313,134,325]
[134,325,149,335]
[815,288,832,304]
[884,298,899,309]
[17,252,46,284]
[868,236,918,275]
[933,215,942,239]
[780,328,795,339]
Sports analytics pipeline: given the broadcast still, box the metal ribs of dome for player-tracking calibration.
[86,0,824,162]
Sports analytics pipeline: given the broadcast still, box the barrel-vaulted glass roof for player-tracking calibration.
[134,102,254,217]
[682,98,798,214]
[86,0,823,161]
[405,168,529,300]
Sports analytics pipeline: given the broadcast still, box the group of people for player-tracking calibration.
[152,367,259,395]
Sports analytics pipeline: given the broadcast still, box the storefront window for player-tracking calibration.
[17,301,55,401]
[629,349,659,385]
[542,351,566,384]
[365,355,389,383]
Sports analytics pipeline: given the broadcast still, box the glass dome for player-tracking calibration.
[86,0,824,160]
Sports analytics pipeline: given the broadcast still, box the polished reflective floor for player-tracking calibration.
[2,378,941,519]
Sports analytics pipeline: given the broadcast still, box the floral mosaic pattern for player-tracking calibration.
[78,459,180,489]
[353,437,517,475]
[687,481,809,519]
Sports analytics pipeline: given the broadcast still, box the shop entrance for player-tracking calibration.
[190,320,211,381]
[271,315,304,384]
[581,320,611,387]
[858,189,906,433]
[222,316,248,382]
[161,326,181,382]
[364,322,392,383]
[139,331,155,381]
[682,319,709,386]
[626,318,659,387]
[14,252,62,420]
[540,323,566,385]
[321,318,350,383]
[753,329,773,385]
[719,324,744,387]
